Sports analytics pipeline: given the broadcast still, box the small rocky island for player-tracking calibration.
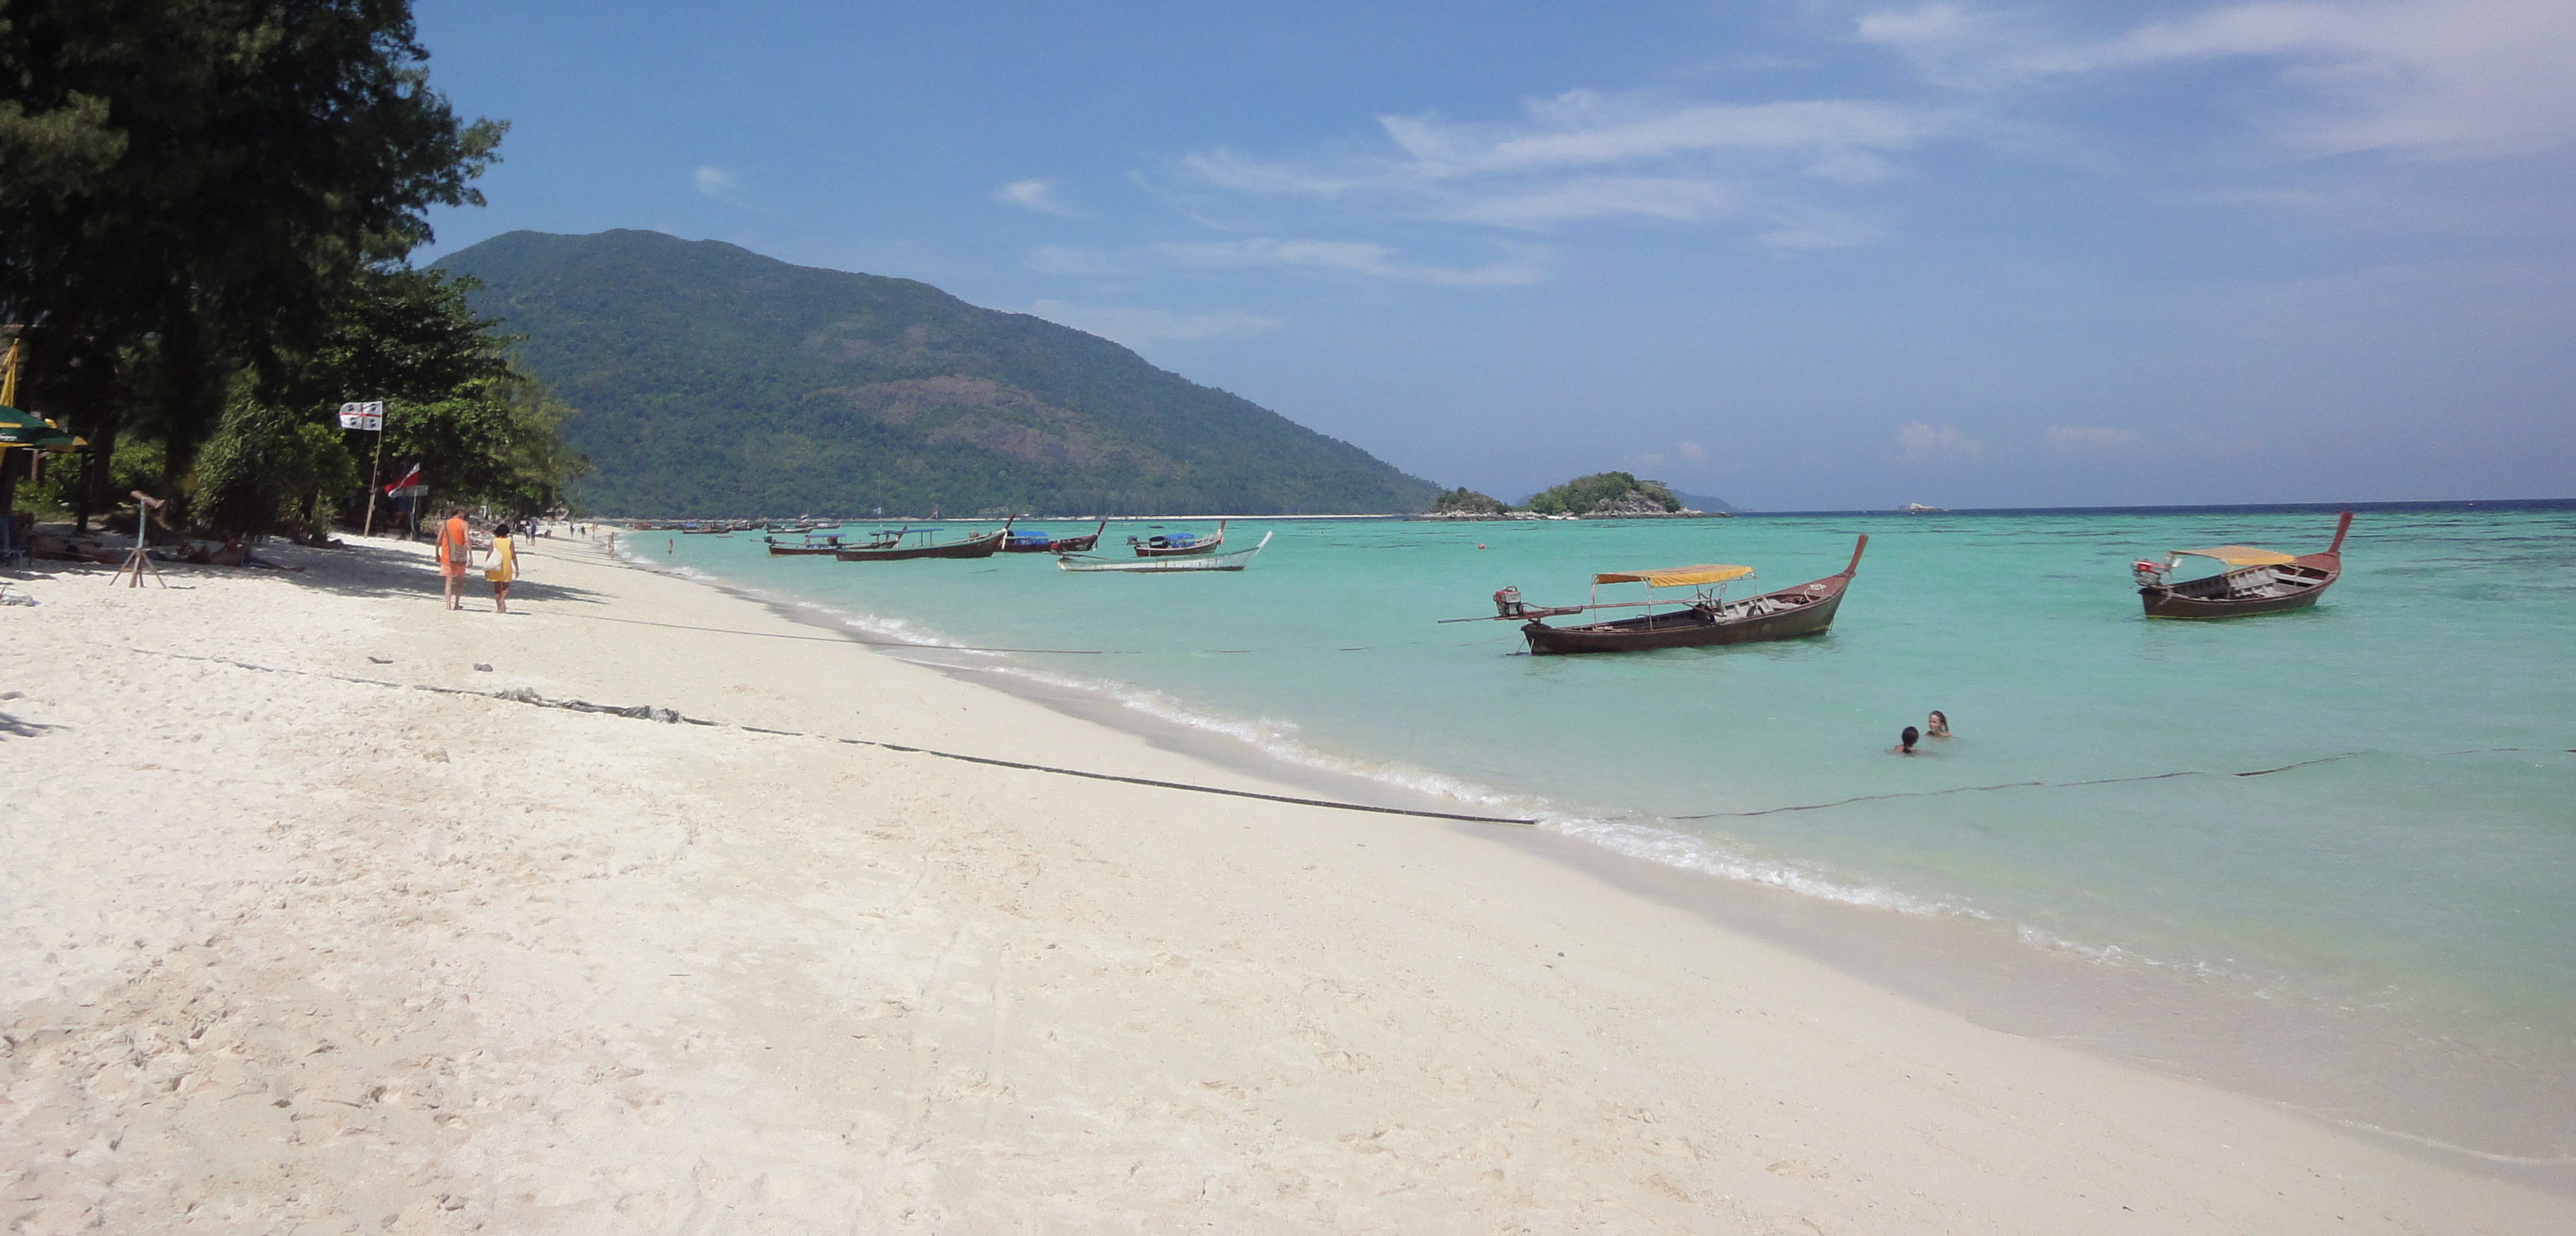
[1423,472,1731,520]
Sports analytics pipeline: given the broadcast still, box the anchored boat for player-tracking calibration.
[1128,520,1227,558]
[2132,511,2350,618]
[832,524,1007,561]
[765,532,849,556]
[1001,519,1107,554]
[1448,536,1866,655]
[1059,532,1271,573]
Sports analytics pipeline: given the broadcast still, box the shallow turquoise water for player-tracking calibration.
[652,506,2576,1063]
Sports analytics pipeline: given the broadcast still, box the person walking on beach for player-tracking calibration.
[1890,725,1921,755]
[1926,710,1951,738]
[436,507,473,610]
[486,519,521,613]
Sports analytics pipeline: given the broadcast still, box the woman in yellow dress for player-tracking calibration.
[485,520,520,613]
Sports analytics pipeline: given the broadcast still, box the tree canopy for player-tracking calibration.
[1522,472,1681,516]
[0,0,543,532]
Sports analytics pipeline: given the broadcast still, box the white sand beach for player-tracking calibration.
[3,534,2568,1234]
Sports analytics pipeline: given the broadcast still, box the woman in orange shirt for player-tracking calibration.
[436,508,472,610]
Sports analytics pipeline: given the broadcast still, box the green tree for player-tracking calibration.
[1430,487,1508,515]
[0,0,504,510]
[185,266,588,534]
[193,397,358,536]
[1524,472,1680,516]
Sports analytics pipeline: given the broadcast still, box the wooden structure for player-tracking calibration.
[2133,511,2350,618]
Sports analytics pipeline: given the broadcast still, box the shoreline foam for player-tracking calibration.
[674,542,2576,1187]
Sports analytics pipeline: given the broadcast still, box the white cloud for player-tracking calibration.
[1892,420,1985,462]
[1381,94,1948,176]
[1172,88,1957,256]
[693,165,749,206]
[1152,238,1546,287]
[1440,176,1743,227]
[1027,300,1280,347]
[1025,246,1119,276]
[1181,150,1364,197]
[2045,425,2146,452]
[1676,440,1710,463]
[1859,1,2576,155]
[998,179,1075,215]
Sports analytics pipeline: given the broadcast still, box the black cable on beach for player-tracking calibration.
[121,648,1540,827]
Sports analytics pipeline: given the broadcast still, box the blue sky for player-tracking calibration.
[414,1,2575,510]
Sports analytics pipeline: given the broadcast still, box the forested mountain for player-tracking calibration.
[436,230,1441,516]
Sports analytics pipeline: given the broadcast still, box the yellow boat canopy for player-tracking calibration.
[1593,564,1754,588]
[2174,545,2295,566]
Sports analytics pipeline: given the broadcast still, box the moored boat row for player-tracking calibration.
[1446,510,2356,656]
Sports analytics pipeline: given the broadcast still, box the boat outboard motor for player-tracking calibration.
[2132,558,2169,587]
[1493,586,1525,618]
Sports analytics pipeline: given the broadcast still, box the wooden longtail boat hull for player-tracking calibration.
[1059,532,1270,572]
[2137,512,2349,619]
[1520,536,1864,656]
[832,531,1005,561]
[1131,520,1226,558]
[1001,520,1108,553]
[766,544,843,556]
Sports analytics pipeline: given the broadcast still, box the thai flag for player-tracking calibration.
[384,463,422,496]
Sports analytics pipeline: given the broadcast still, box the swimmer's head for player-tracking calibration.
[1900,726,1920,752]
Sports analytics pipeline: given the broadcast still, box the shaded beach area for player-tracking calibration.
[4,534,2569,1232]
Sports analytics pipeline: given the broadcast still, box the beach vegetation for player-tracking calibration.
[1430,487,1510,515]
[0,0,577,534]
[1522,472,1682,516]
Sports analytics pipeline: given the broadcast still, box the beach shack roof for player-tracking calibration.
[2173,545,2296,566]
[1593,564,1754,588]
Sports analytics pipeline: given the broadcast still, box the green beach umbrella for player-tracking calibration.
[0,405,74,447]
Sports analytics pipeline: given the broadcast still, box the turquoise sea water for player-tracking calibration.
[645,504,2576,1145]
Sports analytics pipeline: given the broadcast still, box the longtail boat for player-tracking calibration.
[1059,532,1270,573]
[2132,511,2350,618]
[1445,536,1866,655]
[1127,520,1226,558]
[832,524,1006,561]
[1001,519,1107,554]
[765,533,847,556]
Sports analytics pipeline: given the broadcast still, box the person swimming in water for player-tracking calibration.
[1891,725,1921,755]
[1926,710,1951,738]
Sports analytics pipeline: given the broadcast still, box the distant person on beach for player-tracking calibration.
[1890,726,1921,755]
[1926,710,1951,738]
[436,508,472,611]
[486,520,520,613]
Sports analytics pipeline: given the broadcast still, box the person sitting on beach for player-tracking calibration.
[436,507,472,611]
[1926,710,1951,738]
[1891,725,1921,755]
[486,519,520,613]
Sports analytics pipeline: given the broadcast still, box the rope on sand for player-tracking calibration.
[124,649,1538,827]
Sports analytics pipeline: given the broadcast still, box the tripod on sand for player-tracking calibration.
[112,491,166,588]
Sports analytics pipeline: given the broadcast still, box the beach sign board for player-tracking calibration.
[338,400,385,431]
